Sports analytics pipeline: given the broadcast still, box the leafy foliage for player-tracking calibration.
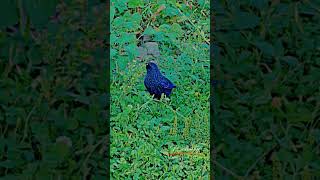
[0,1,107,178]
[214,0,320,179]
[111,0,210,178]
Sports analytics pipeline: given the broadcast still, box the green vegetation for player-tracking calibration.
[111,0,210,178]
[214,1,320,179]
[0,1,107,179]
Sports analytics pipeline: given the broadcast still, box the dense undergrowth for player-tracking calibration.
[0,1,107,179]
[214,1,320,179]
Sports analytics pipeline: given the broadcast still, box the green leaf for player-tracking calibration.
[114,0,128,13]
[125,44,139,58]
[123,12,141,31]
[197,0,206,8]
[127,0,144,8]
[277,149,294,163]
[234,11,260,29]
[254,41,275,57]
[163,6,179,17]
[118,32,136,45]
[143,26,156,36]
[117,56,130,71]
[281,56,298,67]
[159,24,171,32]
[74,108,90,122]
[27,45,43,65]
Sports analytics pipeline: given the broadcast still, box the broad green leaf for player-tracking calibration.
[162,6,179,17]
[281,56,298,67]
[125,44,139,58]
[254,41,275,57]
[128,0,144,8]
[234,11,260,29]
[143,26,156,35]
[114,0,128,13]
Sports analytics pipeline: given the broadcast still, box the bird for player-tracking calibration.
[144,61,176,99]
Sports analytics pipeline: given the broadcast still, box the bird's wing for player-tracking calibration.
[160,77,176,89]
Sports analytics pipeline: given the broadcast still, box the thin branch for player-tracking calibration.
[214,160,243,179]
[244,144,277,177]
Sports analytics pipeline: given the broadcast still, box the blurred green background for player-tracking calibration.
[214,0,320,179]
[0,0,107,179]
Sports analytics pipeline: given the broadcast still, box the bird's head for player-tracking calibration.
[146,61,159,73]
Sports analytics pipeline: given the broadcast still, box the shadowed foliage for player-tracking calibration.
[0,1,107,179]
[214,0,320,179]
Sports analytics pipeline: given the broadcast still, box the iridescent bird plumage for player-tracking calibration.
[144,61,176,99]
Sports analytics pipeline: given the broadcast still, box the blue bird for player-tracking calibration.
[144,61,176,99]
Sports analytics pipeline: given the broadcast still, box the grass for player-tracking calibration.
[110,0,210,178]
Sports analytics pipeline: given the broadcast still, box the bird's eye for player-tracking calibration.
[146,64,151,69]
